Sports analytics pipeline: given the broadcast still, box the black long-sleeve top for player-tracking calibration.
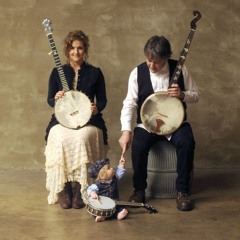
[45,62,108,144]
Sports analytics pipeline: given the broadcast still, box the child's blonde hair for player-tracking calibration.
[96,166,108,181]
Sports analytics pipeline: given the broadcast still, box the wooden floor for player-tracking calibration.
[0,168,239,240]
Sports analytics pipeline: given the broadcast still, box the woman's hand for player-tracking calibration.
[91,103,98,116]
[54,90,65,101]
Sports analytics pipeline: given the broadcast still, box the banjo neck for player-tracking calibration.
[42,19,70,92]
[169,10,201,86]
[115,200,158,214]
[115,200,145,207]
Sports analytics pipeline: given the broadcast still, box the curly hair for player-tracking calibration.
[63,30,90,63]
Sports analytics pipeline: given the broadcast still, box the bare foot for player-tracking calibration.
[95,216,105,222]
[117,208,128,220]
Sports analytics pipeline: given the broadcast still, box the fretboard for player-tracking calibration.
[169,29,196,86]
[46,33,70,91]
[115,200,144,207]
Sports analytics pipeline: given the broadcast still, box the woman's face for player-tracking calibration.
[68,40,85,65]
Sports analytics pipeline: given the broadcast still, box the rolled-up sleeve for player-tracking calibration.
[120,68,139,132]
[182,65,200,103]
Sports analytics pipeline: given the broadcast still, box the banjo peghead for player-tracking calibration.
[191,10,201,30]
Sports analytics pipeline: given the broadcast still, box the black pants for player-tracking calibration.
[131,122,195,194]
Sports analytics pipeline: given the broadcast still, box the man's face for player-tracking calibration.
[146,57,167,73]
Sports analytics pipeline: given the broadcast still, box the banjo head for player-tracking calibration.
[86,196,116,217]
[54,90,92,129]
[140,92,184,135]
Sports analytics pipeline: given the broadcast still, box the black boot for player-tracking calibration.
[72,182,85,209]
[60,182,73,209]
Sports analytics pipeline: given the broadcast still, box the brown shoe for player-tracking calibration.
[60,194,72,209]
[60,182,72,209]
[72,182,85,209]
[128,190,145,203]
[72,196,85,209]
[176,192,193,211]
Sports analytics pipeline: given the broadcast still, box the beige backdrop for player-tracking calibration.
[0,0,239,169]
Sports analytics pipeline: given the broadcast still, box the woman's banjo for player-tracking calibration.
[140,10,201,135]
[42,19,92,129]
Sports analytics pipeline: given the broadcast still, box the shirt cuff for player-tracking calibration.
[121,123,132,132]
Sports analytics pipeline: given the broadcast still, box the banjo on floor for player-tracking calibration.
[86,196,158,217]
[140,10,201,135]
[42,19,92,129]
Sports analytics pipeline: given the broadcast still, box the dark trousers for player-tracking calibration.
[131,122,195,194]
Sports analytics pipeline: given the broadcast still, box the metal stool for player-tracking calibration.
[146,141,194,199]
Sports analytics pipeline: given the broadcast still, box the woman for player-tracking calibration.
[44,30,108,209]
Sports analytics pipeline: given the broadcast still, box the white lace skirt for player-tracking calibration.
[45,124,107,204]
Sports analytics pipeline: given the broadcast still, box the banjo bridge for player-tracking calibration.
[158,112,168,118]
[70,110,79,116]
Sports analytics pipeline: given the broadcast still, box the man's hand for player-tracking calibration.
[119,131,131,155]
[168,84,185,100]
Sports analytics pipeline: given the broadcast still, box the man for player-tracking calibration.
[119,35,199,211]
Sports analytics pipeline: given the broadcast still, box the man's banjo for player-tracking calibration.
[140,10,201,135]
[42,19,92,129]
